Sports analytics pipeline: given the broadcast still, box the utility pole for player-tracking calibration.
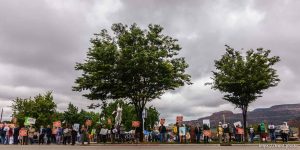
[0,108,3,123]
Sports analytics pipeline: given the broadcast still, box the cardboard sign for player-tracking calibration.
[179,127,186,136]
[160,118,165,125]
[203,119,210,128]
[132,121,140,127]
[237,128,244,134]
[19,129,28,136]
[107,118,112,125]
[203,130,212,137]
[53,121,61,127]
[176,116,183,123]
[85,120,92,126]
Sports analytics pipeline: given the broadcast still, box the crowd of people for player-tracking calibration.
[0,124,88,145]
[0,121,294,145]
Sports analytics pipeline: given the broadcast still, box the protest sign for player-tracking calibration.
[107,118,112,125]
[176,116,183,123]
[203,130,212,137]
[24,117,36,125]
[53,121,61,128]
[203,119,210,128]
[73,123,80,132]
[19,129,28,136]
[233,121,242,127]
[237,128,244,134]
[132,121,140,127]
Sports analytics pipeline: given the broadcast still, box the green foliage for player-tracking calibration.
[11,92,57,127]
[211,45,280,108]
[63,103,80,125]
[73,23,191,141]
[100,100,159,131]
[210,45,280,140]
[73,23,191,121]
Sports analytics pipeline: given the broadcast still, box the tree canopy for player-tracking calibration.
[209,45,280,140]
[73,23,191,140]
[11,92,58,127]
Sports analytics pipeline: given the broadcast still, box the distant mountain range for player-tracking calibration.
[184,103,300,127]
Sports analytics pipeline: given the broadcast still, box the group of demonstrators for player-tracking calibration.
[0,120,294,145]
[0,123,90,145]
[161,120,292,144]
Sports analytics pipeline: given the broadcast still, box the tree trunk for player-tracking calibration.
[138,109,144,142]
[242,107,248,142]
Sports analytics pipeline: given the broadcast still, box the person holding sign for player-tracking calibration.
[203,123,210,143]
[159,120,166,143]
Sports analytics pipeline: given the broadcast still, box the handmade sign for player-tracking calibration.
[233,121,242,127]
[19,129,28,136]
[73,123,80,132]
[176,116,183,123]
[237,128,244,134]
[203,119,210,128]
[203,130,212,137]
[53,121,61,128]
[107,118,112,125]
[132,121,140,127]
[24,117,36,125]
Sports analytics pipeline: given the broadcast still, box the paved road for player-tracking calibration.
[0,144,299,150]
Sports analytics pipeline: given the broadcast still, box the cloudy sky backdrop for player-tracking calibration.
[1,0,300,123]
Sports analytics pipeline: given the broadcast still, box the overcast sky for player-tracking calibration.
[1,0,300,123]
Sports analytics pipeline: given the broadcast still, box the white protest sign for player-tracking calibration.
[203,119,210,128]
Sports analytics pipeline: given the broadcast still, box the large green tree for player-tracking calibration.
[209,45,280,141]
[73,23,191,141]
[11,92,57,127]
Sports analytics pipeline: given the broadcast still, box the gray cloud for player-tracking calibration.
[0,0,299,123]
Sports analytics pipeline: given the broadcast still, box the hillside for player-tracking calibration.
[184,103,300,127]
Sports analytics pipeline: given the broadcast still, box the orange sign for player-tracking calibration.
[237,128,244,134]
[85,119,92,126]
[19,129,28,136]
[132,121,140,127]
[107,118,112,125]
[203,130,212,137]
[53,121,61,127]
[176,116,183,123]
[160,118,165,125]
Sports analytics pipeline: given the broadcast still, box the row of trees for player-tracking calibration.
[73,23,280,141]
[11,92,159,130]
